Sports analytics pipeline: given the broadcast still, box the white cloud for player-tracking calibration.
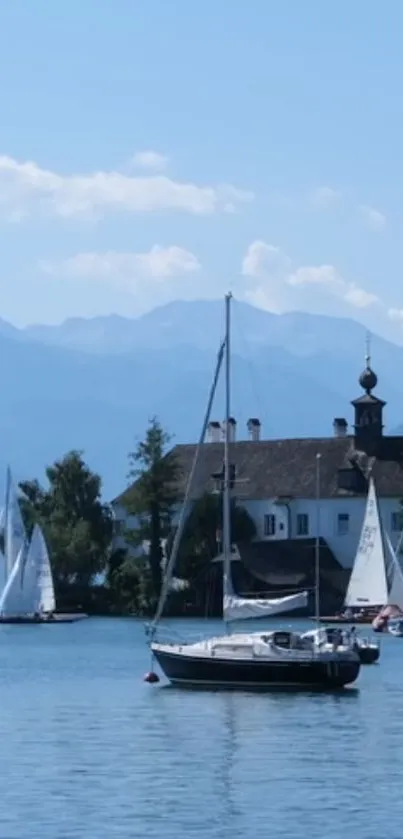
[289,265,378,308]
[242,241,292,312]
[388,308,403,324]
[359,204,386,231]
[40,246,201,289]
[242,240,291,278]
[308,186,341,209]
[343,285,379,308]
[0,155,253,220]
[130,150,169,171]
[242,240,380,313]
[288,264,344,289]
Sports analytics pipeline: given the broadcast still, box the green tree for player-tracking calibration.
[19,451,113,599]
[173,492,256,612]
[108,556,154,616]
[124,417,181,602]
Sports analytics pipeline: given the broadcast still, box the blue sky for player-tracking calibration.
[0,0,402,340]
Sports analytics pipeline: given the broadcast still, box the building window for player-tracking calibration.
[264,514,276,536]
[113,519,124,536]
[391,512,403,532]
[337,513,349,535]
[297,514,309,536]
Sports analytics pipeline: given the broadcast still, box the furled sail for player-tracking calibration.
[223,591,308,622]
[344,477,388,608]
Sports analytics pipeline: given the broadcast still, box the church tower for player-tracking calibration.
[351,334,385,452]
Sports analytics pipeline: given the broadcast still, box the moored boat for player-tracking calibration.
[152,629,360,689]
[388,617,403,637]
[146,293,361,691]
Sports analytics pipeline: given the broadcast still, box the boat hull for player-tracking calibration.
[312,616,375,625]
[0,613,88,625]
[152,648,360,689]
[356,644,380,664]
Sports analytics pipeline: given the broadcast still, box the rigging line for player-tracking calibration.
[150,338,226,633]
[232,299,270,430]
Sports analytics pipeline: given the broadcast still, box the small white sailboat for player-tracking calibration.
[314,475,382,662]
[344,476,388,616]
[0,470,87,624]
[319,476,388,624]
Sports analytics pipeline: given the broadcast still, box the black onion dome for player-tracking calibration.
[359,365,377,392]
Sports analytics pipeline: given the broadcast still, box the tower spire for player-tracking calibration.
[365,330,371,369]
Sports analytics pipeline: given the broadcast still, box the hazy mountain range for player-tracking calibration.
[1,299,403,500]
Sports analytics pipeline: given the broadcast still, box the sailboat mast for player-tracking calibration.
[314,453,321,625]
[223,292,232,634]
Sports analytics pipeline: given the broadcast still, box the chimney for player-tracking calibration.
[207,421,221,443]
[221,417,236,443]
[247,417,261,441]
[333,417,348,438]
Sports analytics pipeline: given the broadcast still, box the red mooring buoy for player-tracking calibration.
[144,671,160,684]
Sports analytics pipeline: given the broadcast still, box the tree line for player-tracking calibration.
[16,418,256,616]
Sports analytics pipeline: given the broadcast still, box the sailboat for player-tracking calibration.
[372,532,403,636]
[319,477,388,624]
[0,470,87,624]
[313,476,387,661]
[146,293,361,690]
[0,523,52,623]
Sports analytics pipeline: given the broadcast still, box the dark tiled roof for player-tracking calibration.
[113,434,403,505]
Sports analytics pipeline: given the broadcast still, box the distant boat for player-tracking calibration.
[0,468,87,625]
[318,477,389,626]
[388,617,403,637]
[374,533,403,636]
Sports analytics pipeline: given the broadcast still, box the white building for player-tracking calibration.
[111,357,403,597]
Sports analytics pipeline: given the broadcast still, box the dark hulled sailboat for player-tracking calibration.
[148,294,361,690]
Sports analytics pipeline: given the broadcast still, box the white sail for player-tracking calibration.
[5,468,27,579]
[0,550,5,592]
[385,533,403,610]
[0,508,5,591]
[344,477,388,608]
[0,525,56,617]
[0,546,28,616]
[29,525,55,613]
[223,591,308,622]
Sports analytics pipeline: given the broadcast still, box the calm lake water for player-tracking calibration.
[0,616,402,838]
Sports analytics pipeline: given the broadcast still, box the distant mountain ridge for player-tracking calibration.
[21,300,374,357]
[0,299,402,500]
